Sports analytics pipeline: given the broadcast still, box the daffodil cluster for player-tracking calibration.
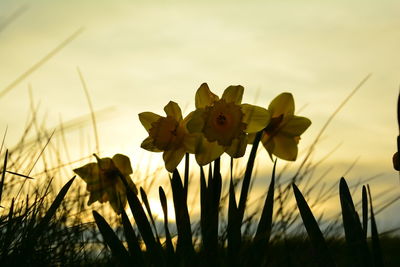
[139,83,311,171]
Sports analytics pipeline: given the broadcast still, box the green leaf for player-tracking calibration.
[339,177,372,267]
[119,173,163,265]
[120,208,145,266]
[362,186,368,240]
[200,166,207,243]
[171,169,195,263]
[227,160,241,266]
[238,130,262,223]
[367,185,384,267]
[140,187,161,244]
[251,160,276,266]
[202,159,221,265]
[184,153,189,203]
[34,176,75,235]
[159,186,175,264]
[93,210,131,266]
[293,183,336,267]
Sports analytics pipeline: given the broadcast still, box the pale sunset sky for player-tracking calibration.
[1,0,399,230]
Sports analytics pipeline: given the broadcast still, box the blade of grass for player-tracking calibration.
[77,67,100,155]
[93,210,131,266]
[0,28,84,99]
[0,149,8,204]
[0,4,28,33]
[293,183,336,267]
[293,74,372,181]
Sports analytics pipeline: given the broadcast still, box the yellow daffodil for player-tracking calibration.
[139,101,198,172]
[187,83,270,165]
[257,92,311,161]
[73,154,137,214]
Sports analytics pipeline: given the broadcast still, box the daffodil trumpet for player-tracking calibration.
[187,83,270,165]
[139,101,199,172]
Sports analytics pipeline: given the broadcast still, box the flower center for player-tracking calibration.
[216,113,227,125]
[202,99,246,146]
[264,114,284,137]
[149,116,184,150]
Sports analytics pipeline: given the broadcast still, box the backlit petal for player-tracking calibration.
[112,154,133,175]
[186,109,205,133]
[241,104,271,133]
[195,83,219,108]
[269,135,298,161]
[139,112,162,133]
[280,116,311,136]
[221,85,244,104]
[107,188,124,214]
[163,147,186,172]
[268,92,295,118]
[141,137,163,152]
[183,133,201,154]
[194,138,224,165]
[73,163,99,185]
[247,133,256,144]
[164,101,183,121]
[225,135,248,158]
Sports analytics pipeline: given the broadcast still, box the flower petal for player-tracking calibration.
[194,138,224,165]
[139,112,162,133]
[88,189,107,205]
[268,92,295,118]
[112,154,133,175]
[195,83,219,108]
[280,116,311,136]
[225,135,248,158]
[163,147,186,172]
[73,163,99,185]
[261,134,274,160]
[183,133,201,154]
[266,134,298,161]
[141,137,163,152]
[247,133,256,144]
[164,101,183,121]
[186,109,205,133]
[221,85,244,104]
[241,104,271,133]
[107,187,124,214]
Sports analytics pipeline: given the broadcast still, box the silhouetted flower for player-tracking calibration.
[73,154,137,214]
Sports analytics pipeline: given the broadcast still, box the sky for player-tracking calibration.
[1,0,399,231]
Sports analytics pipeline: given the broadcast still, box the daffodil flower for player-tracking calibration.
[187,83,270,165]
[139,101,198,172]
[73,154,137,214]
[255,92,311,161]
